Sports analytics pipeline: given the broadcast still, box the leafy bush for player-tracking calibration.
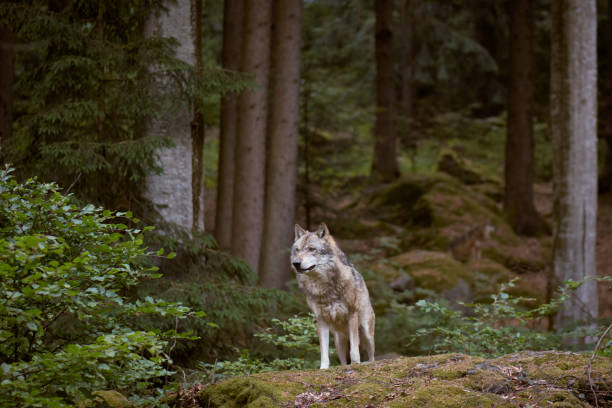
[0,167,201,407]
[408,280,601,357]
[200,314,321,379]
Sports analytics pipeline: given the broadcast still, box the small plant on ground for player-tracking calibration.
[410,279,606,357]
[200,314,322,379]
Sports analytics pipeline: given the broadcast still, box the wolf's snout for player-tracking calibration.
[292,262,302,270]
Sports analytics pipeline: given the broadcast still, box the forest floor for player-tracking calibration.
[169,351,612,407]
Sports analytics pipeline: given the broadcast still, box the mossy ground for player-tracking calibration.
[177,352,611,407]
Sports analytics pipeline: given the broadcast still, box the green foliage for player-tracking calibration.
[407,280,599,357]
[0,0,249,209]
[0,167,200,407]
[200,314,321,380]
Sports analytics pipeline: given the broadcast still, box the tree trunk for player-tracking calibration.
[259,0,302,289]
[598,0,612,193]
[504,0,548,236]
[143,0,196,231]
[0,27,15,145]
[371,0,399,181]
[231,0,272,274]
[215,0,243,249]
[550,0,598,341]
[399,0,415,123]
[191,0,205,232]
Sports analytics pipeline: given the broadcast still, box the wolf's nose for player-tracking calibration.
[292,262,301,270]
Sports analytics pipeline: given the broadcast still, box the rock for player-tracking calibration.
[195,351,612,408]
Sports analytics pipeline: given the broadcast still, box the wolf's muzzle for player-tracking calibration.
[293,263,315,273]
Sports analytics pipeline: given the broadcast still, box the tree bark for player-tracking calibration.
[231,0,272,274]
[398,0,415,123]
[143,0,196,231]
[259,0,302,289]
[371,0,399,181]
[0,27,15,145]
[191,0,205,232]
[215,0,243,249]
[598,0,612,193]
[550,0,598,340]
[504,0,548,236]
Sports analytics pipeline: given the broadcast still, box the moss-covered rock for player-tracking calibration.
[193,352,612,408]
[438,149,486,185]
[374,250,471,293]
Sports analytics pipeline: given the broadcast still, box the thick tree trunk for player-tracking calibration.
[399,0,415,123]
[0,27,15,145]
[259,0,302,289]
[598,0,612,193]
[215,0,243,249]
[231,0,272,273]
[143,0,196,230]
[550,0,598,340]
[191,0,205,232]
[504,0,547,236]
[371,0,399,181]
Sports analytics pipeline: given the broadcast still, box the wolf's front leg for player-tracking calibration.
[317,321,330,369]
[348,313,360,364]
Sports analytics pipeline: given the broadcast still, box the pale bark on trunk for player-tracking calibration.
[191,0,205,232]
[215,0,243,249]
[504,0,547,236]
[372,0,399,181]
[599,0,612,192]
[0,27,15,145]
[143,0,196,231]
[231,0,272,274]
[259,0,302,289]
[550,0,598,339]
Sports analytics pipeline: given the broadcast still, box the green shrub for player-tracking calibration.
[0,167,201,407]
[408,279,603,357]
[201,314,321,379]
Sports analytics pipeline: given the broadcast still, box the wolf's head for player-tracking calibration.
[291,223,335,274]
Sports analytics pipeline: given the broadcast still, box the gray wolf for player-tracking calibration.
[291,223,375,369]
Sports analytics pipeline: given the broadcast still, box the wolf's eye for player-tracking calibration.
[307,246,316,252]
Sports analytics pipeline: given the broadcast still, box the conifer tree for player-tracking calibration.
[550,0,598,340]
[259,0,302,289]
[231,0,272,273]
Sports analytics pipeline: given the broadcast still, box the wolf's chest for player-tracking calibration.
[317,301,349,326]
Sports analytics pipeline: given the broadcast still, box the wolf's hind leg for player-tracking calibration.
[348,313,361,364]
[360,313,375,363]
[334,331,349,365]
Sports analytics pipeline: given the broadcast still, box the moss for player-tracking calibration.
[389,383,514,408]
[89,390,132,408]
[197,377,288,407]
[438,149,485,185]
[194,352,612,408]
[387,250,471,291]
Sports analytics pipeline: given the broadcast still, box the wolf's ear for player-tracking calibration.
[316,223,329,239]
[294,224,307,240]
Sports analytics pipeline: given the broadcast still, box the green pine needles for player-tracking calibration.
[0,0,249,208]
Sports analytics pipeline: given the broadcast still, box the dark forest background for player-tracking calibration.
[0,0,611,406]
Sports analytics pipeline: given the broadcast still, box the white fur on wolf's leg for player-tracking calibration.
[317,322,330,369]
[348,314,360,364]
[361,316,375,364]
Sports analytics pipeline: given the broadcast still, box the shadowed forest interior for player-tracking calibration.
[1,0,612,406]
